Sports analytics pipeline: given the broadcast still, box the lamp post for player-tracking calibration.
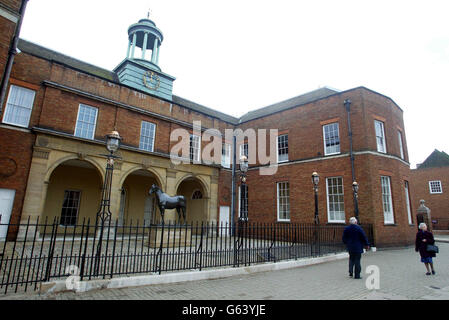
[97,130,122,224]
[352,181,360,223]
[95,130,121,275]
[234,154,248,267]
[239,155,248,221]
[312,172,320,225]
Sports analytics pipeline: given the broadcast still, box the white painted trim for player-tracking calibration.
[2,85,36,128]
[0,123,31,133]
[276,134,289,163]
[139,120,156,152]
[381,176,395,224]
[398,130,404,160]
[429,180,443,194]
[326,176,345,223]
[322,122,341,156]
[41,253,350,294]
[221,143,231,168]
[248,150,410,171]
[74,104,98,140]
[404,181,413,225]
[374,120,387,154]
[0,7,18,23]
[276,182,290,222]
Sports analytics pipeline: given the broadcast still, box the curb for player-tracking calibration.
[435,238,449,243]
[40,252,350,294]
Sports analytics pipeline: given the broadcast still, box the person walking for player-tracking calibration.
[415,222,436,275]
[342,217,370,279]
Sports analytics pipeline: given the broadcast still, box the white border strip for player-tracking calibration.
[40,252,349,294]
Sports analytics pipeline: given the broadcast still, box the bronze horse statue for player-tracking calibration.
[149,184,186,225]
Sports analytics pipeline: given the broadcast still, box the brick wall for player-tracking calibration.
[410,167,449,229]
[1,33,416,246]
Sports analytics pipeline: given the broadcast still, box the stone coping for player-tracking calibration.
[40,252,352,294]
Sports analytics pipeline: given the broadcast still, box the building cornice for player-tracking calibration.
[42,80,224,136]
[0,3,19,23]
[31,126,221,170]
[247,150,410,171]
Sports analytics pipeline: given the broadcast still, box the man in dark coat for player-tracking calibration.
[342,217,370,279]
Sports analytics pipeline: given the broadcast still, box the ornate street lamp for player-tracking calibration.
[95,130,121,275]
[352,181,360,223]
[239,155,248,182]
[97,131,122,223]
[312,172,320,225]
[239,155,248,221]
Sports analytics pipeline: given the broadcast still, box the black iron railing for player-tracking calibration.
[0,217,374,294]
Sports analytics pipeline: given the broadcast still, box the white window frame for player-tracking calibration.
[74,104,98,140]
[277,134,289,163]
[189,134,201,162]
[398,130,404,159]
[60,190,81,227]
[429,180,443,194]
[375,120,387,153]
[323,122,341,156]
[2,85,36,128]
[326,177,345,223]
[404,181,413,225]
[221,143,231,168]
[139,121,156,152]
[238,184,248,220]
[381,176,394,224]
[277,182,290,222]
[240,143,248,158]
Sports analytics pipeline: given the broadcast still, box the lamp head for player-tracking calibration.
[352,181,359,193]
[240,155,248,173]
[312,171,320,186]
[106,130,121,153]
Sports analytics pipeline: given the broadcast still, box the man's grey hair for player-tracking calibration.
[349,217,358,224]
[419,222,427,230]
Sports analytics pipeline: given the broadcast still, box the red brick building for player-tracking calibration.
[0,0,416,246]
[410,150,449,230]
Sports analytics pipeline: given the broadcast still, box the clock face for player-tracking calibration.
[143,71,160,90]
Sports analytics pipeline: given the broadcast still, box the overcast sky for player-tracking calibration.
[19,0,449,168]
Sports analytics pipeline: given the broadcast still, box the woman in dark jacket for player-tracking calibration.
[415,222,436,275]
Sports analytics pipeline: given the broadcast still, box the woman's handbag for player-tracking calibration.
[426,244,439,253]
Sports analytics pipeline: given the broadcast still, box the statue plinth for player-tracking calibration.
[147,224,191,248]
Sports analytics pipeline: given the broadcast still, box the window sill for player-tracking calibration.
[277,220,291,223]
[324,152,341,157]
[326,222,346,225]
[384,223,397,227]
[0,122,31,133]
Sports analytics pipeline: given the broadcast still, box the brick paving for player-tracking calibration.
[1,242,449,300]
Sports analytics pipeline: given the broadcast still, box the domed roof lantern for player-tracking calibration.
[125,10,164,71]
[114,10,175,100]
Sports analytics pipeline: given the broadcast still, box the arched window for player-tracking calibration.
[192,190,203,199]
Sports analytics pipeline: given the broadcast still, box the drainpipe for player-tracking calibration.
[0,0,29,116]
[344,99,359,222]
[230,135,236,236]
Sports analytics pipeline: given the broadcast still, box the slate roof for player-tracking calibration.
[417,149,449,169]
[18,39,119,82]
[238,87,340,123]
[17,38,341,125]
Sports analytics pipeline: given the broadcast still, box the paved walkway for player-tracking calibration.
[2,242,449,300]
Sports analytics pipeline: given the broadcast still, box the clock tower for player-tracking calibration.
[114,13,175,100]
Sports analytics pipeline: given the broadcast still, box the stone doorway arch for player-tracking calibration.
[119,168,163,226]
[42,158,103,227]
[176,176,209,224]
